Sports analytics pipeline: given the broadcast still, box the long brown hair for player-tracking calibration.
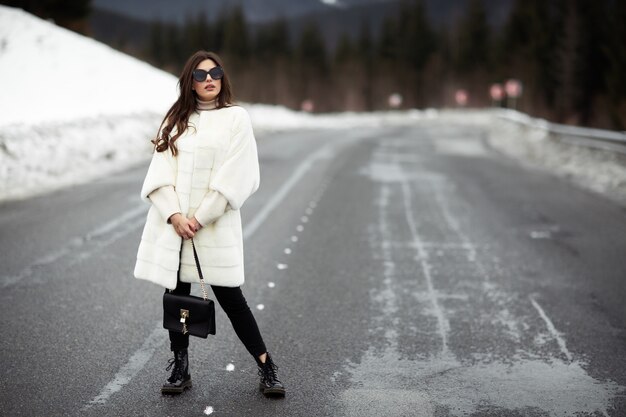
[152,51,234,155]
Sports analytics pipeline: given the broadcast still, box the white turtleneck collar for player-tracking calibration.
[196,97,218,111]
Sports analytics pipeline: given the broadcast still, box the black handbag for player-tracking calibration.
[163,239,216,338]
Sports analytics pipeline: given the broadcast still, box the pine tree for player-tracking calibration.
[572,0,610,125]
[455,0,490,73]
[395,0,436,107]
[189,11,211,52]
[357,19,374,64]
[164,23,183,72]
[298,23,328,72]
[334,33,356,66]
[248,17,292,105]
[254,17,291,61]
[500,0,560,115]
[377,16,399,61]
[223,6,250,63]
[605,0,626,128]
[4,0,91,34]
[294,22,329,110]
[148,19,166,67]
[400,0,436,72]
[212,11,227,53]
[554,0,582,123]
[357,20,375,110]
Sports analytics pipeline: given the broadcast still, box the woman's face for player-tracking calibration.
[192,59,222,101]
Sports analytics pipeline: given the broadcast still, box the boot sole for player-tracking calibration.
[259,383,286,397]
[161,380,192,395]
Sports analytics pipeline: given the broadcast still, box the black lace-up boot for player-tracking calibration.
[161,349,192,394]
[256,352,285,397]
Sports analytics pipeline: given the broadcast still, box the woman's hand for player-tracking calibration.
[169,213,196,239]
[189,217,203,232]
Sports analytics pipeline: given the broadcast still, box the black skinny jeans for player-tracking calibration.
[167,280,267,358]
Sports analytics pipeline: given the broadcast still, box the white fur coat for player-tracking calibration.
[134,106,260,289]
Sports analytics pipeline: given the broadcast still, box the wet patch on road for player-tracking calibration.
[342,348,622,417]
[340,132,626,416]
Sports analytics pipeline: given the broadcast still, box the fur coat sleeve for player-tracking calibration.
[141,146,178,203]
[209,107,260,210]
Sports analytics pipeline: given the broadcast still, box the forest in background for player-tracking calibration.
[4,0,626,130]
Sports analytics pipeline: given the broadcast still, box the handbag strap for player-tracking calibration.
[190,238,209,301]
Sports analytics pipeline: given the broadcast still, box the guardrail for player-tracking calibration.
[494,109,626,155]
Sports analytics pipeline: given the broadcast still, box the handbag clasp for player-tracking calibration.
[180,309,189,334]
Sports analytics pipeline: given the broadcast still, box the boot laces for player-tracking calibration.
[258,360,280,383]
[166,357,184,381]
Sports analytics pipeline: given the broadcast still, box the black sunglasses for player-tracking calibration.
[192,66,224,82]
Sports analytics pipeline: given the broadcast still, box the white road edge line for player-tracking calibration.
[85,139,347,408]
[530,296,573,362]
[86,321,162,407]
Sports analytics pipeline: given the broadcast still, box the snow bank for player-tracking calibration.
[0,6,178,126]
[487,109,626,205]
[0,5,176,200]
[0,112,159,201]
[246,104,440,130]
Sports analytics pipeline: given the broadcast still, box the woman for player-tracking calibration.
[134,50,285,397]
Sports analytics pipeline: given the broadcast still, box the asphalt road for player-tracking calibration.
[1,121,625,417]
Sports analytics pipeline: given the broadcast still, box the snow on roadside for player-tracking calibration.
[0,5,178,126]
[0,112,159,201]
[487,109,626,206]
[0,5,175,201]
